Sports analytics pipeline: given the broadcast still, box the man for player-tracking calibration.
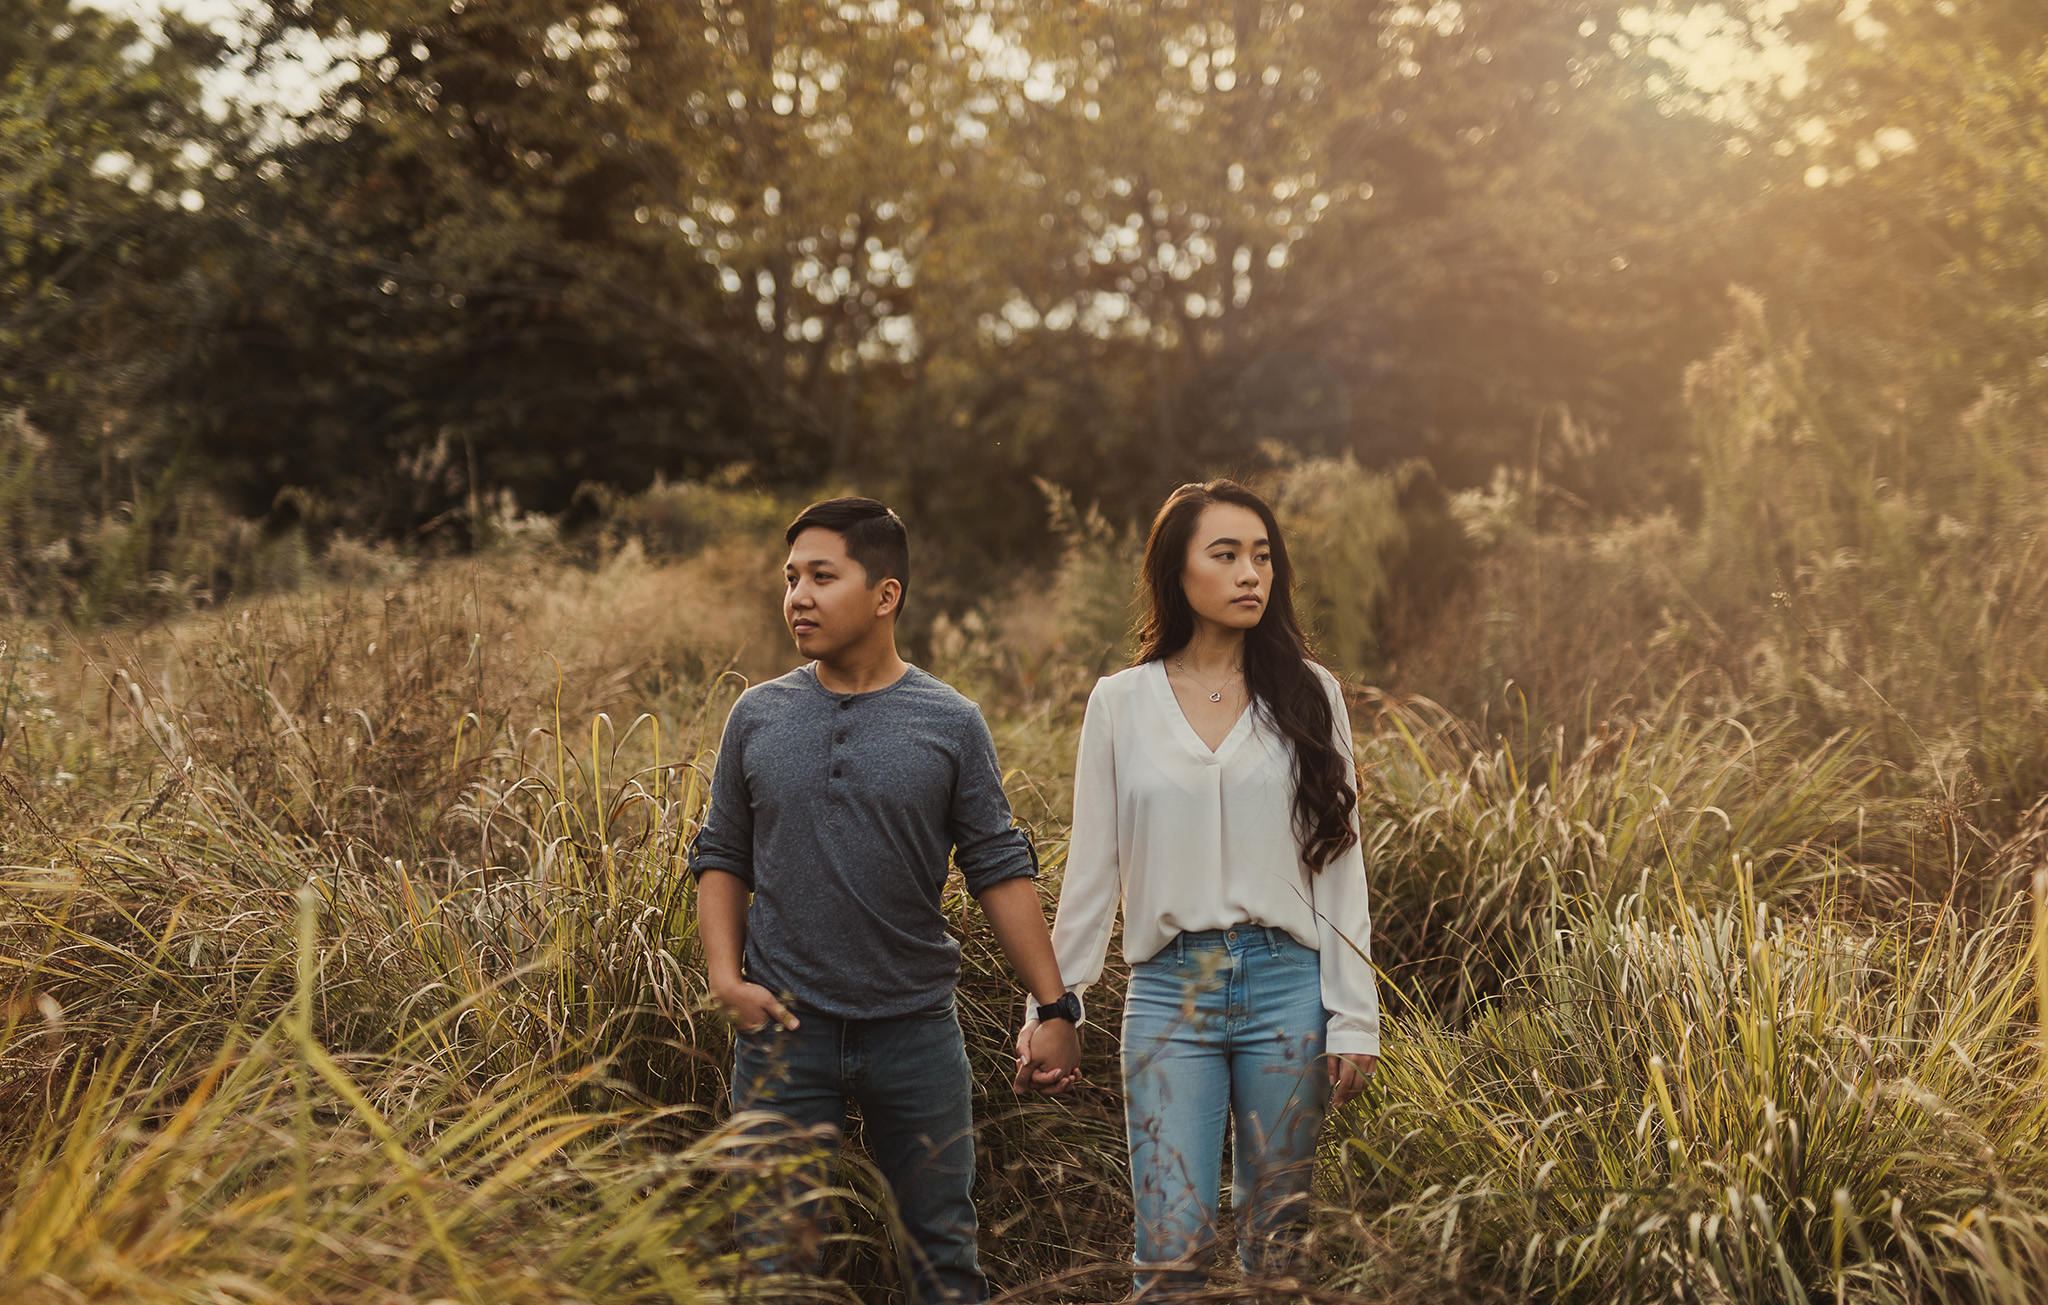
[690,496,1081,1305]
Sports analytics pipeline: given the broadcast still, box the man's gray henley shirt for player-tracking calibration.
[687,664,1037,1020]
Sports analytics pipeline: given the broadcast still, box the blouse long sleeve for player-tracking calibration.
[1050,679,1122,1011]
[1310,668,1382,1057]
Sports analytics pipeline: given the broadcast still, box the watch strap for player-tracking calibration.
[1034,991,1082,1025]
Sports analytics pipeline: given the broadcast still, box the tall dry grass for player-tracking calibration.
[10,323,2048,1301]
[7,534,2047,1302]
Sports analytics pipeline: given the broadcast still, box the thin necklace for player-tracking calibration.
[1174,655,1240,704]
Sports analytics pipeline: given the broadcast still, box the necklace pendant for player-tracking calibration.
[1208,690,1223,703]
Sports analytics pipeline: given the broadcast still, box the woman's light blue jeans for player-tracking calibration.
[1122,925,1329,1296]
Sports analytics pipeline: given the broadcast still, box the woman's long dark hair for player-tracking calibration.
[1134,479,1359,870]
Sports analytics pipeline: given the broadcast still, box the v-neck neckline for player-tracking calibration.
[1151,658,1255,764]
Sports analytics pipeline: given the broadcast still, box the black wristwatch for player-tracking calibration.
[1035,991,1082,1026]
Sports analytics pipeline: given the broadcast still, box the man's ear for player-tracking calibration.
[875,577,903,619]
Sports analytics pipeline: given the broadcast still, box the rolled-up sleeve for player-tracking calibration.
[688,704,756,888]
[950,708,1037,895]
[1312,668,1381,1057]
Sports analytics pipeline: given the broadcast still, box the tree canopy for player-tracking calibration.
[3,0,2041,606]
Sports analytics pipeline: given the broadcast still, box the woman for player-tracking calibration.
[1020,479,1379,1297]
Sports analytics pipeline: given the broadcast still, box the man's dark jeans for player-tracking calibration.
[729,1003,986,1305]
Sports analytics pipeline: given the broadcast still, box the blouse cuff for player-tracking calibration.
[1325,1026,1381,1058]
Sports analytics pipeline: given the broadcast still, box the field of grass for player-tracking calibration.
[8,425,2048,1303]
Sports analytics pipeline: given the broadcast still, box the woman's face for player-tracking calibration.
[1179,502,1272,634]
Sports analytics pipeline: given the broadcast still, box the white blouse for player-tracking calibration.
[1050,659,1381,1056]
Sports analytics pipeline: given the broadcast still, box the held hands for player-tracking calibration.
[712,977,800,1035]
[1011,1018,1081,1096]
[1326,1051,1377,1109]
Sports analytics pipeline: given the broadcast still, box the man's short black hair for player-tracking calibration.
[786,497,911,611]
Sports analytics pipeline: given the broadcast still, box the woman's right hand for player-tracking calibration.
[714,978,800,1034]
[1012,1020,1081,1095]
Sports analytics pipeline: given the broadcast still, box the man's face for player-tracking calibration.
[784,527,894,660]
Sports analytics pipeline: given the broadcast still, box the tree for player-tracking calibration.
[1728,0,2048,507]
[882,0,1782,534]
[7,0,1822,587]
[177,0,829,542]
[0,0,240,606]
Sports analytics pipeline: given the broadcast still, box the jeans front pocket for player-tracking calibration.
[1266,934,1320,968]
[730,1020,799,1112]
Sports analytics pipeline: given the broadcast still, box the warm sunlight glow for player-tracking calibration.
[1628,1,1809,120]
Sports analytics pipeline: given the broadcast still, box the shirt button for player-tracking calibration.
[840,700,853,711]
[831,766,843,778]
[835,731,847,743]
